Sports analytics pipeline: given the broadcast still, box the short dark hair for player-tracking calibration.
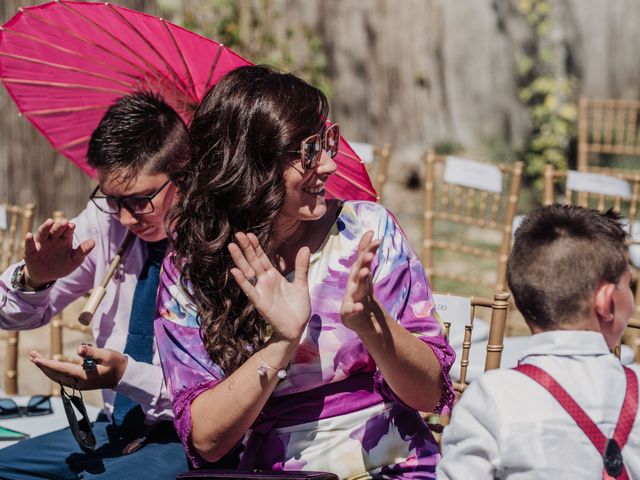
[508,204,628,329]
[87,92,189,181]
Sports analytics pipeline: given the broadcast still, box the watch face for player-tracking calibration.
[10,264,51,292]
[10,264,26,291]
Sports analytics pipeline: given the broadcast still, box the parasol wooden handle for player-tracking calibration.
[78,231,134,326]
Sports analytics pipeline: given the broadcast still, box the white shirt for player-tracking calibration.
[0,202,172,423]
[438,330,640,479]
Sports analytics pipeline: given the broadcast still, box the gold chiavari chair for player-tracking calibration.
[0,203,36,395]
[543,164,640,361]
[48,211,92,396]
[577,97,640,179]
[422,152,524,296]
[426,291,510,438]
[350,141,392,203]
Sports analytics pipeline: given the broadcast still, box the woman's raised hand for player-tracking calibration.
[340,230,381,331]
[23,218,95,288]
[229,232,311,342]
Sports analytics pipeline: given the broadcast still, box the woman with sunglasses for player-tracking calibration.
[155,65,454,478]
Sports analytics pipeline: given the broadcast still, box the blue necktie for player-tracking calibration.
[112,239,167,431]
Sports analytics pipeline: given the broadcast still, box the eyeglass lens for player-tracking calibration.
[0,398,18,417]
[92,196,153,215]
[26,395,53,415]
[302,124,340,170]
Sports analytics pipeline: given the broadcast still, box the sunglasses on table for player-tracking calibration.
[89,179,172,215]
[0,395,53,419]
[288,123,340,171]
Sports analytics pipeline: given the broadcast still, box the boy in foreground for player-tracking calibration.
[438,204,640,479]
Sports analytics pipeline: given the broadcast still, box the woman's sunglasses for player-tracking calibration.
[289,123,340,171]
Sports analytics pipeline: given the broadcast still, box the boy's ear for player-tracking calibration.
[594,282,616,322]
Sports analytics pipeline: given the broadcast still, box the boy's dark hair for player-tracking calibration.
[87,91,189,181]
[508,204,628,329]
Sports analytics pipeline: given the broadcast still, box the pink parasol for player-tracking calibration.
[0,1,376,201]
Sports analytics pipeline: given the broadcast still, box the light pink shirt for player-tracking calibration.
[0,201,172,423]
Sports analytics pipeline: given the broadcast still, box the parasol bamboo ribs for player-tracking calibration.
[78,230,134,326]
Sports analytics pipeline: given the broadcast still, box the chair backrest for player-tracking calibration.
[0,203,35,395]
[577,96,640,178]
[425,291,509,442]
[49,211,93,396]
[350,141,392,203]
[542,164,640,226]
[434,291,510,395]
[422,152,523,295]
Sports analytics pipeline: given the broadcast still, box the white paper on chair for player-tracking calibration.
[566,170,631,199]
[349,141,375,164]
[432,294,471,327]
[443,156,502,193]
[621,219,640,267]
[0,206,6,231]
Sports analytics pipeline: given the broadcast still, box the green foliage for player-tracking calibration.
[515,0,577,189]
[158,0,331,97]
[433,139,464,156]
[479,136,519,165]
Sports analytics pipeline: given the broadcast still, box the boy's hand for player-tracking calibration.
[23,218,95,288]
[29,345,128,390]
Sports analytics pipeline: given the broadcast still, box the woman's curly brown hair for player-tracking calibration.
[169,65,329,374]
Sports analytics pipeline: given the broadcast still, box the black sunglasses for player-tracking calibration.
[0,395,52,419]
[89,179,172,216]
[59,384,96,454]
[288,123,340,170]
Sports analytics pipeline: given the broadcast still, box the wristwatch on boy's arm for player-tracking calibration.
[10,263,54,292]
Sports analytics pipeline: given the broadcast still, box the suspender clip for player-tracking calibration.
[603,438,623,478]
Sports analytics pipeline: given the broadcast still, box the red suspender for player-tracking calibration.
[514,364,638,480]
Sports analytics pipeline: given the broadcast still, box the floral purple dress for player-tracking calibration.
[155,201,455,479]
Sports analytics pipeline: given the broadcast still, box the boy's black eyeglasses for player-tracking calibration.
[89,179,171,215]
[288,123,340,171]
[0,395,53,419]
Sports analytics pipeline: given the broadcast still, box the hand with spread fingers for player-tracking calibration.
[29,344,128,390]
[340,230,381,331]
[228,232,311,343]
[23,217,95,289]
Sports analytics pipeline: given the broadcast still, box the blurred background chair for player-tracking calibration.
[426,291,509,439]
[0,202,35,395]
[577,96,640,179]
[349,141,391,204]
[543,164,640,363]
[434,291,510,395]
[422,152,524,296]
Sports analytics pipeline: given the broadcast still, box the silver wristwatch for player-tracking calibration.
[10,263,53,292]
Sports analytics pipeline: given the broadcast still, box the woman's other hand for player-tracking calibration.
[340,230,381,332]
[229,232,311,342]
